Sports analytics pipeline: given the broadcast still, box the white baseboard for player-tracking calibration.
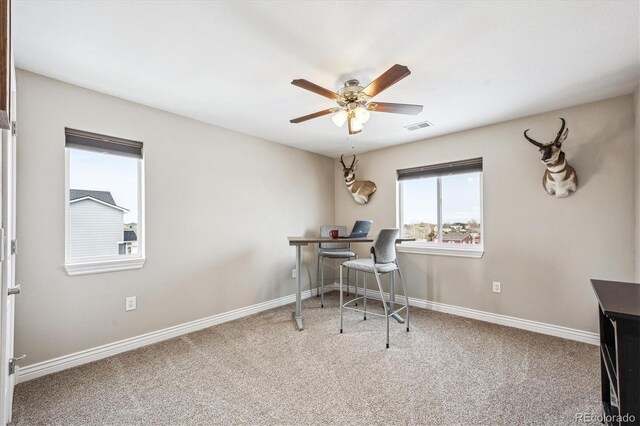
[330,283,599,346]
[17,288,314,383]
[18,283,598,384]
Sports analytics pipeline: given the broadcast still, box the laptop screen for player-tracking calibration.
[351,220,373,236]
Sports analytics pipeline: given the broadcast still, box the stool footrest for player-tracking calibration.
[342,298,408,319]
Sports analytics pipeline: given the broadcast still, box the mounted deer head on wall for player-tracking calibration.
[340,155,377,205]
[523,117,578,198]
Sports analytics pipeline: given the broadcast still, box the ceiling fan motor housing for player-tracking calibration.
[337,79,370,107]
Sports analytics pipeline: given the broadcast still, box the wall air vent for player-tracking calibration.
[404,120,432,131]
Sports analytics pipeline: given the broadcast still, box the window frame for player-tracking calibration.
[396,167,484,258]
[64,147,146,276]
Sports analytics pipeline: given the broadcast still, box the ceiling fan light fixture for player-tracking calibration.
[354,106,370,123]
[350,117,363,132]
[332,109,348,127]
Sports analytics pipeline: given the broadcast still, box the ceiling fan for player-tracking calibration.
[289,64,423,135]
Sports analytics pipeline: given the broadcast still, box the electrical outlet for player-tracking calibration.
[291,269,297,278]
[126,296,137,311]
[492,282,501,293]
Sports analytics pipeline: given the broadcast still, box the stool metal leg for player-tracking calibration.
[353,254,358,304]
[346,265,350,296]
[397,266,410,332]
[354,269,358,306]
[315,254,320,297]
[372,259,389,348]
[386,311,390,349]
[363,273,367,320]
[389,269,395,303]
[321,256,326,306]
[320,257,325,308]
[339,265,344,333]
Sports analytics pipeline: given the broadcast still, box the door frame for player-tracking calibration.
[0,41,17,425]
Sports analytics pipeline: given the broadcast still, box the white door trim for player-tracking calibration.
[1,44,18,425]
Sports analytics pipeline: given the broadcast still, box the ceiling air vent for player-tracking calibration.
[404,120,432,131]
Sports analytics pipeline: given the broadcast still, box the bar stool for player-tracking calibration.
[316,225,357,308]
[339,228,409,348]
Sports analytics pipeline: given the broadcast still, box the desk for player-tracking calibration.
[288,236,415,331]
[590,279,639,425]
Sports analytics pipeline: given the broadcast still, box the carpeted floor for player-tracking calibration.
[13,292,601,425]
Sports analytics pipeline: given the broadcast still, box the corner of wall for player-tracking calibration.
[635,85,640,282]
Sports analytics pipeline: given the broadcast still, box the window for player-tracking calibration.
[65,128,145,275]
[397,158,483,258]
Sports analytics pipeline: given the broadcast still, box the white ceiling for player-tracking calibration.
[13,1,640,158]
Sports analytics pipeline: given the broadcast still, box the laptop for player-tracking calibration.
[339,220,373,239]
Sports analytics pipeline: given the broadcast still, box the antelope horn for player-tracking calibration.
[523,129,544,148]
[339,155,347,168]
[349,155,356,168]
[553,118,566,144]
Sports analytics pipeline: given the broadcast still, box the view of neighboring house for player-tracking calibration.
[69,189,137,258]
[403,221,481,244]
[123,223,139,255]
[439,232,475,244]
[121,229,138,255]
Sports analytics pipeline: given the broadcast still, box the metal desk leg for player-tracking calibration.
[292,245,304,331]
[389,270,405,324]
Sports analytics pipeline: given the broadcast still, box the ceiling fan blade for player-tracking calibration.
[368,102,423,115]
[291,79,340,100]
[362,64,411,98]
[348,116,362,135]
[290,108,336,124]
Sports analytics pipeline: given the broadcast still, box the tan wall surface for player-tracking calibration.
[635,85,640,281]
[15,69,636,365]
[15,70,334,364]
[334,96,636,333]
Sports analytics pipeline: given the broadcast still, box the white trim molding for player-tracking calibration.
[64,257,146,276]
[396,166,484,260]
[17,288,315,383]
[17,285,597,384]
[64,148,146,276]
[332,283,598,345]
[397,243,484,258]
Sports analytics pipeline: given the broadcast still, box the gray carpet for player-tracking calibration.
[13,292,601,425]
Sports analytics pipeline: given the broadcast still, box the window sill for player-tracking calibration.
[65,257,146,276]
[397,244,483,258]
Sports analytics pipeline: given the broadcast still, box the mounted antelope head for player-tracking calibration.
[340,155,377,205]
[523,117,578,198]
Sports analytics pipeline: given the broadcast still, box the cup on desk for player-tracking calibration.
[329,229,339,239]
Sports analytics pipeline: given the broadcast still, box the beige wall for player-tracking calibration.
[635,85,640,282]
[15,68,637,366]
[15,70,334,365]
[335,95,636,333]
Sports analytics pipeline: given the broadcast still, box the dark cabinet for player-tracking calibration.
[591,279,640,425]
